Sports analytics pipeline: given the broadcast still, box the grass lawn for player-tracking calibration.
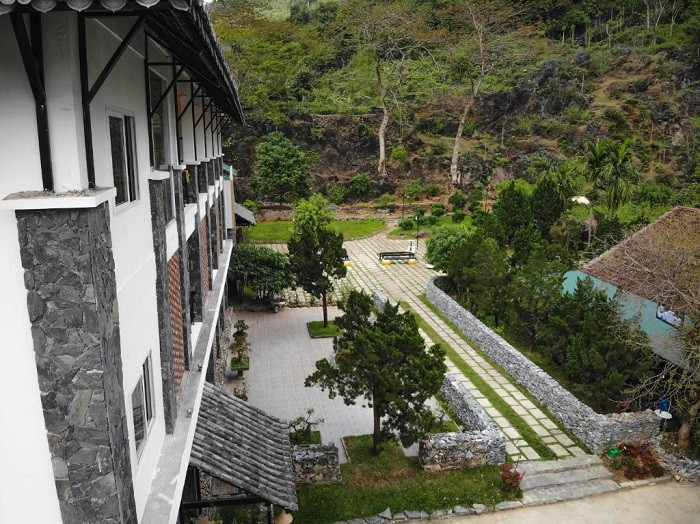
[415,295,590,453]
[249,218,385,243]
[294,435,511,523]
[307,320,341,338]
[389,215,472,238]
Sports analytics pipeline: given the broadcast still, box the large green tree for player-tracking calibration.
[287,195,347,326]
[255,132,312,204]
[228,244,294,301]
[306,290,447,454]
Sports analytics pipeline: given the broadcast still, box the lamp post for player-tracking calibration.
[415,214,419,256]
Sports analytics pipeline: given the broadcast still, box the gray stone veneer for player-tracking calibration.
[149,179,177,433]
[292,444,341,484]
[427,278,658,453]
[16,204,137,523]
[419,375,506,471]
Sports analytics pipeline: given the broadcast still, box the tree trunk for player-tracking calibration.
[372,400,382,455]
[450,78,482,187]
[678,397,700,450]
[322,291,328,328]
[376,58,388,178]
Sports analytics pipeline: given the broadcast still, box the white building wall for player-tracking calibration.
[85,18,169,518]
[0,18,63,524]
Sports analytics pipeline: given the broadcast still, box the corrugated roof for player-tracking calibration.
[235,202,256,226]
[191,383,298,511]
[583,207,700,314]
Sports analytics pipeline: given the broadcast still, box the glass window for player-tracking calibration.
[108,113,139,206]
[150,71,168,169]
[131,354,155,457]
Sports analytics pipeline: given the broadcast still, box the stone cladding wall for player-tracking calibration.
[427,278,658,453]
[651,436,700,481]
[292,444,341,484]
[16,204,137,523]
[168,253,186,391]
[201,217,211,301]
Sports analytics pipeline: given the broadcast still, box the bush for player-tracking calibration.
[402,181,424,201]
[452,209,466,223]
[632,181,674,206]
[326,184,347,205]
[448,190,467,210]
[375,193,394,209]
[424,215,439,226]
[243,199,262,213]
[431,203,446,217]
[390,145,409,165]
[399,219,415,230]
[500,463,523,496]
[602,107,628,129]
[424,183,443,197]
[349,173,371,198]
[563,104,592,126]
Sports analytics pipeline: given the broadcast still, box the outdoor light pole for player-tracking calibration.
[415,214,419,255]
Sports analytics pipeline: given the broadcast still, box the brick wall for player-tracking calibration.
[201,218,211,301]
[168,253,186,391]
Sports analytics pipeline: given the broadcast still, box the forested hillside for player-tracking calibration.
[211,0,700,220]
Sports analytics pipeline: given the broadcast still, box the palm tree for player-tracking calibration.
[603,138,639,217]
[584,139,611,186]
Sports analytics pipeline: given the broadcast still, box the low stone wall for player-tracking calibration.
[291,444,341,484]
[419,376,506,471]
[651,436,700,482]
[427,278,658,453]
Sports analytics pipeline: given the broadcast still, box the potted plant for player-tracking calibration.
[232,319,249,342]
[230,339,250,378]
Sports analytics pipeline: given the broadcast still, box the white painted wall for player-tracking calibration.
[84,17,173,518]
[0,17,63,523]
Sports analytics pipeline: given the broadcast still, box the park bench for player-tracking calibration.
[378,251,417,265]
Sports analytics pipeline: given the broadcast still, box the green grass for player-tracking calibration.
[416,295,590,454]
[290,430,322,446]
[249,218,386,242]
[389,215,472,237]
[307,320,341,338]
[294,435,511,523]
[399,301,556,460]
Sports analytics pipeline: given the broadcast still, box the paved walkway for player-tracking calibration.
[438,482,700,524]
[339,231,584,461]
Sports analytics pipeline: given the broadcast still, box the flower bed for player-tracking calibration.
[608,443,665,480]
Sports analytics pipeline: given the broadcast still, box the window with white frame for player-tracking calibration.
[108,112,139,206]
[131,354,155,457]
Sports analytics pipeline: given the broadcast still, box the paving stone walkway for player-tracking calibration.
[334,231,585,461]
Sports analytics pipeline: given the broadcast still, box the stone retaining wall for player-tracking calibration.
[419,376,506,471]
[427,278,657,453]
[652,436,700,482]
[292,444,341,484]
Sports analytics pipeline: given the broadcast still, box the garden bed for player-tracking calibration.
[290,430,322,446]
[294,435,512,523]
[307,320,341,338]
[602,443,665,482]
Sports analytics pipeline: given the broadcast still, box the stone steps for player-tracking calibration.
[518,455,620,506]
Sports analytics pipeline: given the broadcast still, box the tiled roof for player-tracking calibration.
[234,202,256,226]
[583,207,700,313]
[191,383,298,511]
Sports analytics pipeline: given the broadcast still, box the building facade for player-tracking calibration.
[0,2,252,522]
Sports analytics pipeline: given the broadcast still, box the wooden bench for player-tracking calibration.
[378,251,417,265]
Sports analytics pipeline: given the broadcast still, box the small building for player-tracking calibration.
[563,206,699,367]
[0,2,295,523]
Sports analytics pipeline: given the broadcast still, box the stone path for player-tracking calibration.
[333,231,585,461]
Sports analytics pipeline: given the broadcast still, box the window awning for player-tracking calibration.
[191,383,298,511]
[235,202,256,226]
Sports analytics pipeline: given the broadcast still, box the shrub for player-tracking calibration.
[349,173,371,197]
[563,104,592,126]
[399,219,415,230]
[500,463,523,496]
[616,443,664,480]
[602,107,628,129]
[375,193,394,209]
[431,203,446,217]
[326,184,347,205]
[452,209,466,223]
[632,180,674,206]
[243,199,262,213]
[448,190,467,210]
[424,215,439,226]
[425,183,443,197]
[431,141,448,155]
[402,181,424,201]
[390,145,409,165]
